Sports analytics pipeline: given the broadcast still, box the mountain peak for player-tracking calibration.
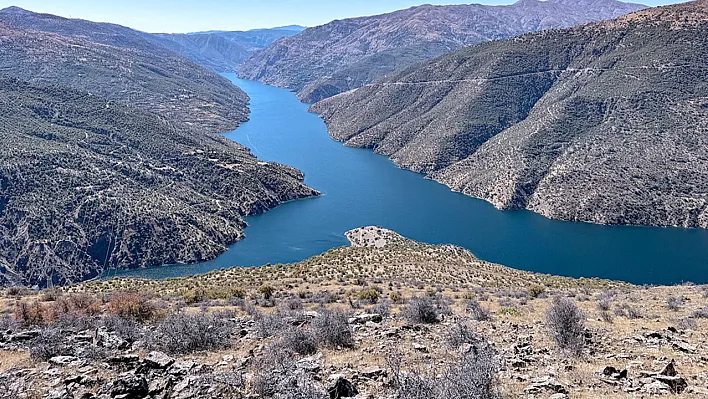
[0,6,32,14]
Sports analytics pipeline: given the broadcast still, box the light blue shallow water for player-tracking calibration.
[117,74,708,285]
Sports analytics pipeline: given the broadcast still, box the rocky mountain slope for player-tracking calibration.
[2,227,708,398]
[238,0,646,103]
[0,9,319,286]
[311,0,708,229]
[0,78,317,287]
[151,26,305,73]
[0,6,248,133]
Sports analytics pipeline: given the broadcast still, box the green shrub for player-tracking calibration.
[357,288,380,304]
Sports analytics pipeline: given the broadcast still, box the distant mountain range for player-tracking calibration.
[0,7,316,286]
[239,0,648,103]
[151,26,306,72]
[311,0,708,229]
[0,6,248,133]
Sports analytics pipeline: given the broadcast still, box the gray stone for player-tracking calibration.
[49,356,78,366]
[144,351,175,369]
[412,342,428,353]
[327,374,358,399]
[348,313,383,324]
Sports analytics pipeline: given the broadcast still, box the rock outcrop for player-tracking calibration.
[239,0,646,103]
[311,1,708,229]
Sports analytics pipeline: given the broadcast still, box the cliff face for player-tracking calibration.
[238,0,646,103]
[0,79,318,287]
[0,7,248,134]
[311,1,708,229]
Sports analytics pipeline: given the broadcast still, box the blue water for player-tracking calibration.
[117,74,708,285]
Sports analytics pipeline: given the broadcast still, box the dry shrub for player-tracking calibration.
[14,300,45,326]
[312,308,354,349]
[146,312,233,355]
[546,297,586,356]
[282,327,318,355]
[357,288,380,304]
[107,292,162,322]
[46,294,101,320]
[388,336,500,399]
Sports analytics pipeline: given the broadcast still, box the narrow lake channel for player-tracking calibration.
[119,74,708,285]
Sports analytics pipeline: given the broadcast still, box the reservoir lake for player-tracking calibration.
[119,74,708,285]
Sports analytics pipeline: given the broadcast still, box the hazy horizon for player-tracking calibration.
[0,0,692,33]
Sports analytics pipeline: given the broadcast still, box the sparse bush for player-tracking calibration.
[146,312,233,354]
[101,315,140,343]
[446,323,480,349]
[692,307,708,318]
[466,299,491,321]
[390,291,405,304]
[389,336,500,399]
[282,327,318,355]
[666,296,684,312]
[357,288,380,304]
[546,297,586,356]
[255,312,287,338]
[312,309,354,349]
[107,292,161,322]
[14,301,45,326]
[30,328,69,361]
[528,284,546,298]
[600,310,614,324]
[259,285,275,300]
[373,299,392,317]
[676,317,698,330]
[283,296,303,311]
[404,296,443,324]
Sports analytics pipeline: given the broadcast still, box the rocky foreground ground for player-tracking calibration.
[1,227,708,398]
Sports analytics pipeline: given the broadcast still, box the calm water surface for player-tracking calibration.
[118,74,708,285]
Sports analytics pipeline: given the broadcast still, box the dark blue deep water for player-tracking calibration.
[118,74,708,285]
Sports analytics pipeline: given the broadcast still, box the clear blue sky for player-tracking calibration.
[0,0,686,33]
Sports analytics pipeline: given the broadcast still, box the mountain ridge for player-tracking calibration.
[238,0,647,103]
[311,0,708,229]
[0,7,249,133]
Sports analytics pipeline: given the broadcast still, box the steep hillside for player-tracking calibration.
[0,6,248,133]
[0,78,318,287]
[151,26,305,72]
[311,1,708,229]
[239,0,646,103]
